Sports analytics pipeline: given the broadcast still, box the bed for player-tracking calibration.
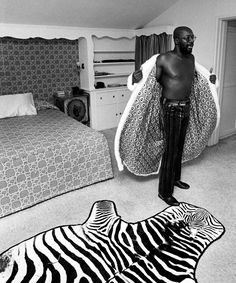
[0,96,113,218]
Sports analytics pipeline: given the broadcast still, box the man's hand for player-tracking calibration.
[209,74,216,84]
[132,69,143,84]
[209,67,216,84]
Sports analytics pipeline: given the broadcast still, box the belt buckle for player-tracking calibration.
[180,101,189,106]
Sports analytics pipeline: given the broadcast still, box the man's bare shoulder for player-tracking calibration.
[156,51,174,65]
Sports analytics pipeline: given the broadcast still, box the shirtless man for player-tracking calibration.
[132,26,216,206]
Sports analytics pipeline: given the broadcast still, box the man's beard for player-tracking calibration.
[180,44,193,54]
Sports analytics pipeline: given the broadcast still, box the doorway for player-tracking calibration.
[219,20,236,139]
[210,17,236,145]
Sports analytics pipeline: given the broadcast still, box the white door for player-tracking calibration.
[220,23,236,138]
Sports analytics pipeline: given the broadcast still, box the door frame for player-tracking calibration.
[209,15,236,145]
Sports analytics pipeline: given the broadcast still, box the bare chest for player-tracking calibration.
[165,59,195,81]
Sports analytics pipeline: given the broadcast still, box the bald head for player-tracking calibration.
[173,26,195,54]
[173,26,193,40]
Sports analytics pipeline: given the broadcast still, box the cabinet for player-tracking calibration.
[79,35,135,130]
[90,87,131,130]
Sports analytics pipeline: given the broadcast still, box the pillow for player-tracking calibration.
[0,93,37,119]
[34,99,59,111]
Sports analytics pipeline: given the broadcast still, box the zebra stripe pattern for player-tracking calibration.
[0,201,225,283]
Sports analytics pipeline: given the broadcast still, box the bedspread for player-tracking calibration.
[0,109,113,218]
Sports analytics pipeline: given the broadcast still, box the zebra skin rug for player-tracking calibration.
[0,200,225,283]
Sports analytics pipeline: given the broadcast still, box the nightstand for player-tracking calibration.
[54,94,90,125]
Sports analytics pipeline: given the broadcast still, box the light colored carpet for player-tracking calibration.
[0,129,235,283]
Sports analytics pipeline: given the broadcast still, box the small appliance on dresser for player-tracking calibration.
[54,87,90,125]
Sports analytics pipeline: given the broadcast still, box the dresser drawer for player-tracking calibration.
[96,92,117,105]
[117,90,131,102]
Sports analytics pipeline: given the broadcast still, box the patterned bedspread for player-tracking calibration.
[0,109,113,218]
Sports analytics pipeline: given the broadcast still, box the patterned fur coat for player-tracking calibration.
[115,54,220,176]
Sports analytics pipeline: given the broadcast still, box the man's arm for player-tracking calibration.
[156,64,162,82]
[155,55,163,82]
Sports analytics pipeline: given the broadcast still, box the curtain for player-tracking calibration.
[135,32,172,70]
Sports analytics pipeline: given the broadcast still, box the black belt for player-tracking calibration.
[162,98,190,106]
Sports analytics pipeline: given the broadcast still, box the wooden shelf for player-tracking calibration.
[94,86,127,91]
[94,50,134,54]
[95,73,129,78]
[94,61,134,66]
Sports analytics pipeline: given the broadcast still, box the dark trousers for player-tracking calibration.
[159,98,190,198]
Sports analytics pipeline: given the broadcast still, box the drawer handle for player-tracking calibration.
[100,97,102,100]
[113,95,115,98]
[116,113,118,116]
[122,94,124,97]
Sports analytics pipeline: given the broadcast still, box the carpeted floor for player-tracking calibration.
[0,129,235,282]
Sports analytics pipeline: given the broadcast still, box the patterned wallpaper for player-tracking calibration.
[0,37,80,101]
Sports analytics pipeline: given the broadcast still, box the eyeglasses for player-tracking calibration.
[180,35,197,42]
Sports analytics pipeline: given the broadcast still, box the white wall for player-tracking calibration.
[144,0,236,70]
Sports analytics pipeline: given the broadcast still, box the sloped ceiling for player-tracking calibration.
[0,0,179,29]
